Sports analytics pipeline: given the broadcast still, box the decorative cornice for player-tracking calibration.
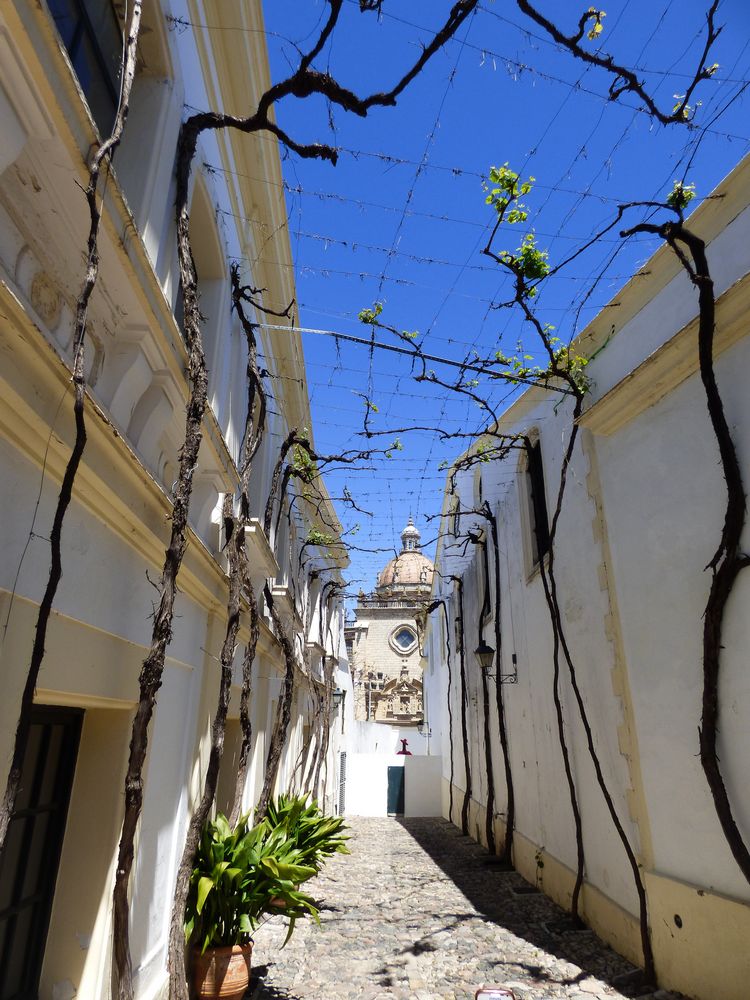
[270,584,304,635]
[243,518,280,580]
[0,277,226,612]
[578,271,750,436]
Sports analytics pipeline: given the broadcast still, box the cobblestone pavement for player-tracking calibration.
[248,817,680,1000]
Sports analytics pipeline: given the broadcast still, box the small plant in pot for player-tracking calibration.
[185,811,319,1000]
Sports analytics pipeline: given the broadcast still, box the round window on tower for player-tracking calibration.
[390,625,417,653]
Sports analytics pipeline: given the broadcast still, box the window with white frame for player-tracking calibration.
[47,0,173,227]
[47,0,122,136]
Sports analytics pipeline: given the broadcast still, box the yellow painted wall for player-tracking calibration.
[646,871,750,1000]
[441,779,750,1000]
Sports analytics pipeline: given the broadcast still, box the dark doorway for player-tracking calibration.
[387,766,405,815]
[0,705,83,999]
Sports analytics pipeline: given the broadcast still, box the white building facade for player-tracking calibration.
[424,156,750,1000]
[0,2,349,998]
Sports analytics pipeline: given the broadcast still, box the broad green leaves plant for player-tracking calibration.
[264,795,350,872]
[184,799,342,953]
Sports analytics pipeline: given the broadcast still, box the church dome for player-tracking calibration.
[377,551,434,589]
[376,517,434,593]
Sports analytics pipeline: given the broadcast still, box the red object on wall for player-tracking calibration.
[396,738,412,755]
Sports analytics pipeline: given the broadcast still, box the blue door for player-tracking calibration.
[387,766,405,815]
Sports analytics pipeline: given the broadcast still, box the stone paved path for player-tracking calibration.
[248,817,680,1000]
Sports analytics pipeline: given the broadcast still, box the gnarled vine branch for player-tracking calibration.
[0,1,143,854]
[110,4,480,992]
[167,495,245,1000]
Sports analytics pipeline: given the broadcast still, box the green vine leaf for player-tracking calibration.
[358,302,383,324]
[666,179,696,211]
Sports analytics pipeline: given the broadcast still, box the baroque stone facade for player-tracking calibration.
[346,518,434,724]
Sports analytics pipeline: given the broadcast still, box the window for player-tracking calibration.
[391,626,417,653]
[47,0,122,136]
[189,178,228,421]
[49,0,173,234]
[526,438,550,565]
[451,498,460,537]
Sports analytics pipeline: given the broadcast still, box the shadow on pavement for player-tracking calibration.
[396,816,656,998]
[247,963,303,1000]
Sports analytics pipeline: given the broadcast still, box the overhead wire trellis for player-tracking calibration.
[195,0,750,594]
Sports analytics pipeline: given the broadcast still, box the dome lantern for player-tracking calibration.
[400,515,421,552]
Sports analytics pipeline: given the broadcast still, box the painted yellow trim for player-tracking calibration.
[646,870,750,1000]
[575,155,750,363]
[40,708,131,999]
[440,779,644,965]
[0,278,227,612]
[580,430,655,869]
[0,595,197,699]
[440,779,750,1000]
[579,271,750,436]
[509,826,644,968]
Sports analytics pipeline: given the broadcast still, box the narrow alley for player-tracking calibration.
[249,818,678,1000]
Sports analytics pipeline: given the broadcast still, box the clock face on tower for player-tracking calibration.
[393,626,417,652]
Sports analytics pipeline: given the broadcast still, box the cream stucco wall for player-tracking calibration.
[425,157,750,1000]
[0,2,348,998]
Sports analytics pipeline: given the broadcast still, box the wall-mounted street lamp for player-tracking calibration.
[475,638,495,673]
[475,640,518,683]
[332,688,345,710]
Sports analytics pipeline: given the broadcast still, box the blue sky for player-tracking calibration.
[258,0,750,597]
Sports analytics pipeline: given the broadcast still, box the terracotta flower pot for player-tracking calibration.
[269,883,301,909]
[192,942,253,1000]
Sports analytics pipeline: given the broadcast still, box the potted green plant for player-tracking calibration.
[185,811,319,1000]
[263,796,350,911]
[264,795,350,872]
